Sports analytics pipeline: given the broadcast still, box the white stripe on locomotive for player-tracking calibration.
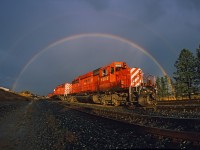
[130,68,143,87]
[64,83,72,95]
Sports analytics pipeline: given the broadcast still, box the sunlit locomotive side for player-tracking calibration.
[48,62,156,106]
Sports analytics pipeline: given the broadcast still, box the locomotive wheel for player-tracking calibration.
[138,94,155,106]
[92,95,101,104]
[113,100,120,106]
[112,97,120,106]
[68,96,78,103]
[73,96,78,102]
[69,96,74,103]
[101,99,106,105]
[112,94,120,106]
[138,95,146,106]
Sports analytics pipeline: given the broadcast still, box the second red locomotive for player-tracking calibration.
[48,62,156,106]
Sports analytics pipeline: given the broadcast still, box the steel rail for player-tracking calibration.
[56,102,200,146]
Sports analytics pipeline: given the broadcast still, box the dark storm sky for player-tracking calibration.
[0,0,200,95]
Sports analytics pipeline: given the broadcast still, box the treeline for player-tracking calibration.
[156,44,200,100]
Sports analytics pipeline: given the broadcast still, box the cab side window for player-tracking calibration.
[103,69,107,76]
[116,67,121,72]
[111,67,114,74]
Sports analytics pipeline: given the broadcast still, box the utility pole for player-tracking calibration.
[129,86,132,102]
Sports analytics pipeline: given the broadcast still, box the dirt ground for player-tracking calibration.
[0,90,63,149]
[0,100,65,150]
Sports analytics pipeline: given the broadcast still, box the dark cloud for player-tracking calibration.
[176,0,200,11]
[0,0,199,95]
[85,0,109,11]
[133,0,166,23]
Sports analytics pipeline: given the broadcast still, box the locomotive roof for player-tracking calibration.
[71,61,129,82]
[101,61,128,68]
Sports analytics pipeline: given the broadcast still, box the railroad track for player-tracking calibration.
[156,99,200,106]
[55,101,200,146]
[155,99,200,112]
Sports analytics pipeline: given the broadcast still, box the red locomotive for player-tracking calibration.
[48,83,71,98]
[48,62,156,106]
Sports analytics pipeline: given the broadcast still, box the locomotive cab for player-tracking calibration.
[99,62,130,91]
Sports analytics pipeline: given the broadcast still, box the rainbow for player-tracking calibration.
[12,33,168,91]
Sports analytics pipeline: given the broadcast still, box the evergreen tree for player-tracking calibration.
[174,81,187,99]
[196,45,200,92]
[173,49,197,99]
[160,77,167,97]
[156,76,172,100]
[164,75,171,98]
[156,77,161,99]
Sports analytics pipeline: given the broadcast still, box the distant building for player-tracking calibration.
[0,87,10,91]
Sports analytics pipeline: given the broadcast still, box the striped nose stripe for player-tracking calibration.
[64,83,72,94]
[130,68,143,87]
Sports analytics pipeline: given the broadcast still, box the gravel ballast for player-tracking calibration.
[0,100,198,149]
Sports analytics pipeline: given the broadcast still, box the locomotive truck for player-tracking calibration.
[48,62,157,106]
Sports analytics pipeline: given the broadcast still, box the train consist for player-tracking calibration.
[48,62,157,106]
